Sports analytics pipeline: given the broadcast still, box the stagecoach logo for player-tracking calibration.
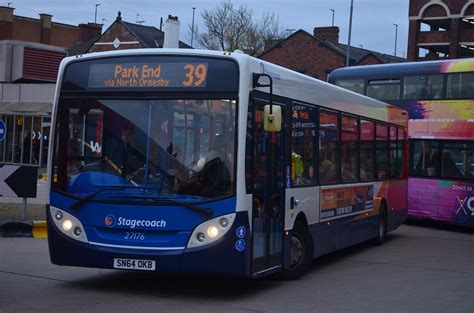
[457,196,474,216]
[104,215,167,229]
[105,214,116,227]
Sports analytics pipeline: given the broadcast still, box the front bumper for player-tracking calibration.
[47,211,251,277]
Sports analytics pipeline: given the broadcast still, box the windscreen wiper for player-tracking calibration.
[113,195,214,217]
[69,186,161,210]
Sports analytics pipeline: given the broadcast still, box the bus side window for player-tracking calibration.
[389,126,398,179]
[375,123,388,180]
[396,128,405,178]
[319,110,339,184]
[341,115,358,183]
[447,73,474,99]
[410,140,439,177]
[291,103,317,186]
[360,120,375,182]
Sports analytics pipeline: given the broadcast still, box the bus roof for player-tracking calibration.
[328,58,474,81]
[58,48,407,126]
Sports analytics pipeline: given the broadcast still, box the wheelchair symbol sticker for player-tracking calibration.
[235,239,246,252]
[236,226,246,239]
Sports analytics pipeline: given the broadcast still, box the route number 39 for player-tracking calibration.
[183,64,207,86]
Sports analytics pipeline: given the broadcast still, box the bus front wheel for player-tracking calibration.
[374,202,387,246]
[281,221,313,279]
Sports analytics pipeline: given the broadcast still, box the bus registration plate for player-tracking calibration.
[113,258,156,271]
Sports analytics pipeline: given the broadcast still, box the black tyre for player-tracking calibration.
[374,202,387,246]
[281,221,313,280]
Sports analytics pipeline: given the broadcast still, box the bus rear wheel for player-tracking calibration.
[281,221,313,280]
[374,203,387,246]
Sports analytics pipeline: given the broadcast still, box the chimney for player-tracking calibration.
[0,6,14,40]
[39,13,52,45]
[78,23,102,41]
[163,15,180,48]
[313,26,339,44]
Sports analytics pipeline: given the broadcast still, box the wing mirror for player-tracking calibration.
[253,73,282,132]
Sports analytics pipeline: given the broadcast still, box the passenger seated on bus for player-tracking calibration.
[441,151,463,178]
[320,160,337,183]
[461,84,474,98]
[414,142,437,176]
[341,162,356,182]
[360,156,375,181]
[109,124,144,177]
[183,135,230,197]
[419,86,429,99]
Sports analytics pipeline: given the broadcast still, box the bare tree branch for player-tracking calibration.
[190,1,284,56]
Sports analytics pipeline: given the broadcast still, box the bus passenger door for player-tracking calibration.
[250,101,285,276]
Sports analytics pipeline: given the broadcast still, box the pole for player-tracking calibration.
[21,197,27,220]
[330,9,335,27]
[394,23,398,56]
[346,0,354,67]
[95,4,100,24]
[191,7,196,47]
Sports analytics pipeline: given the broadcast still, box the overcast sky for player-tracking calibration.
[9,0,409,57]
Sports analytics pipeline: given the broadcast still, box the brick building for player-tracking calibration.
[69,12,190,55]
[0,6,101,168]
[408,0,474,61]
[259,27,404,81]
[0,6,101,48]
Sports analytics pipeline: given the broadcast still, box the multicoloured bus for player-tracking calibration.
[48,49,408,278]
[329,59,474,227]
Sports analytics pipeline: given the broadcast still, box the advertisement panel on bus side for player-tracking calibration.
[394,100,474,140]
[408,178,474,225]
[320,185,374,221]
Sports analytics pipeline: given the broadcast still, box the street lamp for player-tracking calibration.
[393,23,398,56]
[330,9,335,27]
[94,4,100,24]
[346,0,354,67]
[191,7,196,47]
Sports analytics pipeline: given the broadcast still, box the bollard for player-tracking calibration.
[21,197,27,220]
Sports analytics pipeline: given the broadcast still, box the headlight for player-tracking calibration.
[207,226,219,238]
[187,213,235,248]
[62,220,72,231]
[50,206,88,243]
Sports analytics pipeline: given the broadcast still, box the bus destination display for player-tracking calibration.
[88,62,208,88]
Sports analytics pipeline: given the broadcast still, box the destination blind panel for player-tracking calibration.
[61,56,239,93]
[88,62,208,88]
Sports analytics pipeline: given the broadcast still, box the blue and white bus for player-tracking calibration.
[48,49,408,278]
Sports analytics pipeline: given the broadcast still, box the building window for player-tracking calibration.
[0,114,47,167]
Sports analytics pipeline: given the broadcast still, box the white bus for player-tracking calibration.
[47,49,408,278]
